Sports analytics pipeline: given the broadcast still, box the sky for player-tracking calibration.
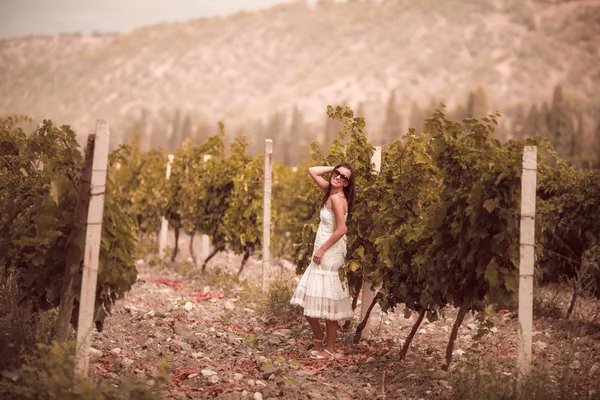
[0,0,296,39]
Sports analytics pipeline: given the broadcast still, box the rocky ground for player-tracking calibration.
[88,251,600,400]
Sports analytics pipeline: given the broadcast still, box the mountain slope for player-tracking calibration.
[1,0,599,143]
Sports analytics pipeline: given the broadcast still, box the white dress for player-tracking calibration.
[290,206,353,320]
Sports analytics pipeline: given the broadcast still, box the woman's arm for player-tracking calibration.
[308,166,334,194]
[312,195,347,264]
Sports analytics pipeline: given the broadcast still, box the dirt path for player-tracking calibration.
[89,255,600,399]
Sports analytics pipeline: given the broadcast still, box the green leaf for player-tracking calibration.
[356,246,365,259]
[483,198,496,213]
[504,272,519,293]
[261,362,274,371]
[484,258,500,288]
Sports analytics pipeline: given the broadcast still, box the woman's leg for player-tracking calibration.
[304,312,324,350]
[322,319,338,354]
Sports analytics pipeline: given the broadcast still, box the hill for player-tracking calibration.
[1,0,599,156]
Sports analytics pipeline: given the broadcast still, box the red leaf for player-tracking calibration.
[190,291,224,302]
[150,277,185,289]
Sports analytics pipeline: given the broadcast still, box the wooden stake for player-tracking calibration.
[359,146,382,338]
[159,154,174,259]
[200,154,211,262]
[262,139,273,291]
[517,145,537,376]
[35,123,44,170]
[74,120,110,377]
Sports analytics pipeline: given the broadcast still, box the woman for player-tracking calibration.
[290,163,355,359]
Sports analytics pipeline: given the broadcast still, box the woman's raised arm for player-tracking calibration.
[308,166,334,193]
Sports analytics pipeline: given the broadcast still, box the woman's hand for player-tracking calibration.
[308,166,335,194]
[313,247,325,264]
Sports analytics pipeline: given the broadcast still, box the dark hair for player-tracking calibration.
[321,162,355,218]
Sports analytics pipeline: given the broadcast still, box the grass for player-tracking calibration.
[0,342,170,400]
[451,350,600,400]
[0,272,56,371]
[0,270,170,399]
[533,286,565,319]
[237,272,300,322]
[198,266,242,297]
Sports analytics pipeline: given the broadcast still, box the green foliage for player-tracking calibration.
[110,138,168,249]
[175,131,225,238]
[271,161,313,261]
[371,131,440,316]
[95,149,139,320]
[167,123,233,264]
[416,107,528,312]
[189,130,231,258]
[0,117,137,330]
[118,121,281,270]
[222,135,264,261]
[163,147,185,236]
[0,274,56,371]
[537,160,600,298]
[133,149,169,237]
[451,352,599,400]
[0,118,82,312]
[0,342,169,400]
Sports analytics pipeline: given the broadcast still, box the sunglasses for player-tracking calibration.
[332,169,350,183]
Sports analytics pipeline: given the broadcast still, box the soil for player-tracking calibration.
[89,244,600,400]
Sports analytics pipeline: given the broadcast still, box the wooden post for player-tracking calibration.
[359,146,382,338]
[54,135,95,343]
[517,145,537,376]
[75,120,110,377]
[262,139,273,291]
[159,154,174,259]
[35,123,44,170]
[371,146,382,175]
[200,154,211,262]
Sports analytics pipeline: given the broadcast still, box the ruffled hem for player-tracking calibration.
[290,296,353,320]
[290,262,353,321]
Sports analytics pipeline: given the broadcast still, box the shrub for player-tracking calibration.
[0,272,56,371]
[451,352,600,400]
[0,341,170,400]
[532,285,564,319]
[237,273,299,321]
[199,266,241,296]
[258,274,299,320]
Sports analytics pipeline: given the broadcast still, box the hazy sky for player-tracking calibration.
[0,0,296,39]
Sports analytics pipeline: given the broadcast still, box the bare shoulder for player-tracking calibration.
[330,194,347,213]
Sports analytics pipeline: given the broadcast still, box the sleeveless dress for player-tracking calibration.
[290,206,353,320]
